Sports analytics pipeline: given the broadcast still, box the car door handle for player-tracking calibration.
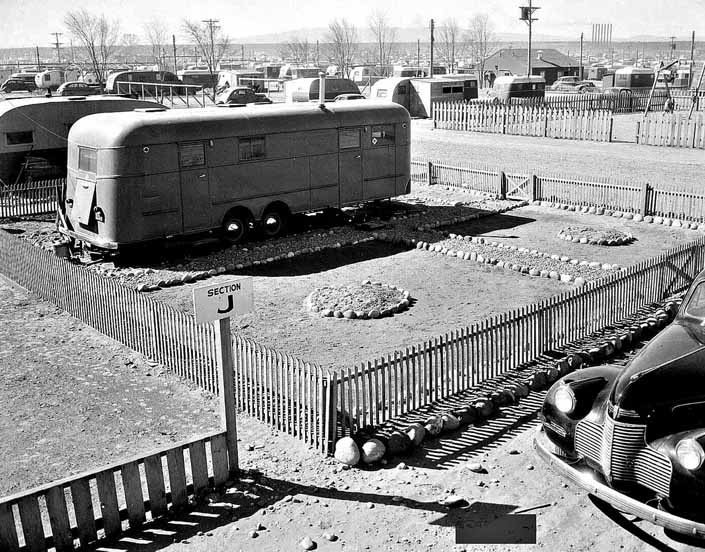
[354,155,361,159]
[199,173,207,178]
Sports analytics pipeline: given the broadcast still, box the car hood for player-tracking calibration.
[612,322,705,413]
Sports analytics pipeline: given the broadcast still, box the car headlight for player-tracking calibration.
[554,385,576,414]
[676,439,705,470]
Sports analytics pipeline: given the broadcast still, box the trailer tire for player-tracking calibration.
[221,209,252,245]
[261,204,289,238]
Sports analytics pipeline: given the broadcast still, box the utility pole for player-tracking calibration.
[520,0,540,76]
[691,31,695,64]
[579,32,584,80]
[669,36,676,61]
[50,32,62,63]
[202,18,220,70]
[35,46,41,70]
[417,39,420,73]
[429,19,435,77]
[173,35,177,73]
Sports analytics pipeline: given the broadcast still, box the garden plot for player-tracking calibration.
[153,242,564,371]
[443,203,702,270]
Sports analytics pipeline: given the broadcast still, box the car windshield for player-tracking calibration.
[684,282,705,320]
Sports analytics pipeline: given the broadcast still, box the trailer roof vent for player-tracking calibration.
[133,107,168,112]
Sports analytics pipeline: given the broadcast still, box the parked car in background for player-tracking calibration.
[56,81,103,96]
[536,271,705,539]
[576,81,601,94]
[0,76,36,93]
[333,93,366,101]
[215,86,272,105]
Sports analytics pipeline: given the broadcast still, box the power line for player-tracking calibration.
[50,32,63,63]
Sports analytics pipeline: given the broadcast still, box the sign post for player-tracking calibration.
[193,277,254,475]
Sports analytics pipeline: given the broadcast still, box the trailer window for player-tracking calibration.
[78,147,97,173]
[6,131,33,145]
[376,89,388,98]
[339,128,360,149]
[179,142,206,168]
[371,125,394,146]
[239,136,266,161]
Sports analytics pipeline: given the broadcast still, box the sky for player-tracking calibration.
[0,0,703,49]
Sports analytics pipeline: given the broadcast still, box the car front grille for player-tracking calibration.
[575,415,672,497]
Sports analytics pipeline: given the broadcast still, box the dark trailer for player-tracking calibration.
[0,95,159,185]
[59,102,411,251]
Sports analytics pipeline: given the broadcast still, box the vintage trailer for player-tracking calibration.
[489,75,546,102]
[371,77,415,111]
[602,66,655,90]
[59,102,411,250]
[284,78,360,102]
[0,96,159,185]
[104,70,181,94]
[34,69,65,90]
[177,69,217,88]
[408,77,479,117]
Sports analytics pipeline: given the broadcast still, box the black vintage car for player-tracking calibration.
[535,274,705,539]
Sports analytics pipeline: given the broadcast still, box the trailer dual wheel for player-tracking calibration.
[221,209,252,245]
[261,205,289,238]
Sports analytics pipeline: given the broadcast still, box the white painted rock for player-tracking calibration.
[334,437,360,466]
[405,423,426,446]
[361,439,386,464]
[425,416,443,436]
[441,413,460,431]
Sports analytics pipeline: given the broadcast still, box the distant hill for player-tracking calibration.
[233,26,572,44]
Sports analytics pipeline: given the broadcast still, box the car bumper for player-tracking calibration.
[57,226,118,250]
[534,427,705,539]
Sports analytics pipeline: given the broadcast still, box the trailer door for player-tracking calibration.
[178,141,211,232]
[338,127,363,205]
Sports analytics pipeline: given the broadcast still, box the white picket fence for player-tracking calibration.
[433,101,613,142]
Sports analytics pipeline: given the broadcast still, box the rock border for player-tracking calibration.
[557,228,634,246]
[534,200,705,231]
[334,296,682,467]
[413,233,623,287]
[309,281,412,320]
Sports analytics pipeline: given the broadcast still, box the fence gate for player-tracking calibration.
[660,247,704,296]
[505,173,532,200]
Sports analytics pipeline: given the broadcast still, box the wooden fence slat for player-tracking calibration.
[210,434,230,487]
[166,447,188,509]
[70,478,98,548]
[17,496,45,552]
[121,461,146,527]
[95,470,121,540]
[189,441,210,495]
[144,454,168,519]
[0,502,20,552]
[45,486,74,551]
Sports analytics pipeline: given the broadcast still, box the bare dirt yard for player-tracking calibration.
[412,118,705,192]
[1,122,704,551]
[0,278,220,496]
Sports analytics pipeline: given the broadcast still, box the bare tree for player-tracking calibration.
[468,14,499,87]
[120,33,140,64]
[437,19,466,74]
[368,11,396,76]
[64,9,120,84]
[182,19,230,95]
[285,38,311,65]
[144,20,169,71]
[328,19,358,78]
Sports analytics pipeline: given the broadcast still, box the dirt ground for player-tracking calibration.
[0,278,220,496]
[1,119,704,552]
[412,118,705,193]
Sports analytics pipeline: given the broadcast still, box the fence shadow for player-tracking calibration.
[82,473,449,551]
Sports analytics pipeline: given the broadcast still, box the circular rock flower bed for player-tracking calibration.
[557,226,634,246]
[307,281,411,319]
